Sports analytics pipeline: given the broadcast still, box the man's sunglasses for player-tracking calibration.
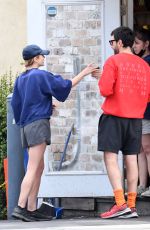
[109,40,116,46]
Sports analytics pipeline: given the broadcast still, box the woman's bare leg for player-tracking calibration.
[27,158,44,211]
[18,142,46,208]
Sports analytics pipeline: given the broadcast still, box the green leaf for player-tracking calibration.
[0,71,16,219]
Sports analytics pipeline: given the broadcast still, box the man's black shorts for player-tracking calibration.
[98,114,142,155]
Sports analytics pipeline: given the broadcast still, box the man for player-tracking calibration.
[96,26,150,219]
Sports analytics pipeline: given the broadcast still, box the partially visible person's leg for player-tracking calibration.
[27,157,44,211]
[140,134,150,196]
[138,150,148,190]
[142,134,150,177]
[146,153,150,181]
[138,135,149,193]
[18,142,46,208]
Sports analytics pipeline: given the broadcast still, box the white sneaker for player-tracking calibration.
[137,185,148,196]
[141,187,150,197]
[118,208,138,219]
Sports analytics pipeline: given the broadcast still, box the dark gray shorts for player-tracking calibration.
[98,114,142,155]
[20,119,51,148]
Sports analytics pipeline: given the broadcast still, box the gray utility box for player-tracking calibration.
[7,94,24,219]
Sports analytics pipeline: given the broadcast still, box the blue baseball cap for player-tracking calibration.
[22,44,50,60]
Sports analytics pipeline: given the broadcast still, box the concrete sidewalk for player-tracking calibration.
[0,217,150,230]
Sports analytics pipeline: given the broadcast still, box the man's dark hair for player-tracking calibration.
[111,26,135,48]
[135,28,150,50]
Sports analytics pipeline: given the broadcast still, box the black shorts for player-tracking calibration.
[98,114,142,155]
[21,119,51,148]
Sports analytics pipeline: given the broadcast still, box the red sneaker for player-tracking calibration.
[100,203,131,219]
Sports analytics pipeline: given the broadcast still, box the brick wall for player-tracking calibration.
[46,2,105,172]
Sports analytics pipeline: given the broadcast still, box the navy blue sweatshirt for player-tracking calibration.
[11,68,72,127]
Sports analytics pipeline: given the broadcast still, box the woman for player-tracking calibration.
[11,44,98,221]
[133,28,150,197]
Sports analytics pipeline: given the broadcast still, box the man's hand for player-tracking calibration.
[91,67,101,80]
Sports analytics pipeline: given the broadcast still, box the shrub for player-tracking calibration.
[0,72,14,219]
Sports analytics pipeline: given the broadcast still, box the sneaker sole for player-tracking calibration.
[31,217,52,221]
[118,213,139,219]
[12,212,37,222]
[141,194,150,197]
[29,212,53,221]
[101,207,131,219]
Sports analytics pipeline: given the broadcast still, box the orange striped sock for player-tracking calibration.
[114,189,126,206]
[127,192,137,208]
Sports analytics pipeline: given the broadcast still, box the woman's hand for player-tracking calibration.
[80,64,100,76]
[71,64,100,87]
[52,101,59,110]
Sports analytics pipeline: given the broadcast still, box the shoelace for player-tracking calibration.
[105,203,117,212]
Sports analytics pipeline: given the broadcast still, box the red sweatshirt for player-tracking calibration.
[99,53,150,118]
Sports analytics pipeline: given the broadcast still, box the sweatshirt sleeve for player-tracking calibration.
[11,79,22,125]
[42,72,72,102]
[98,58,117,97]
